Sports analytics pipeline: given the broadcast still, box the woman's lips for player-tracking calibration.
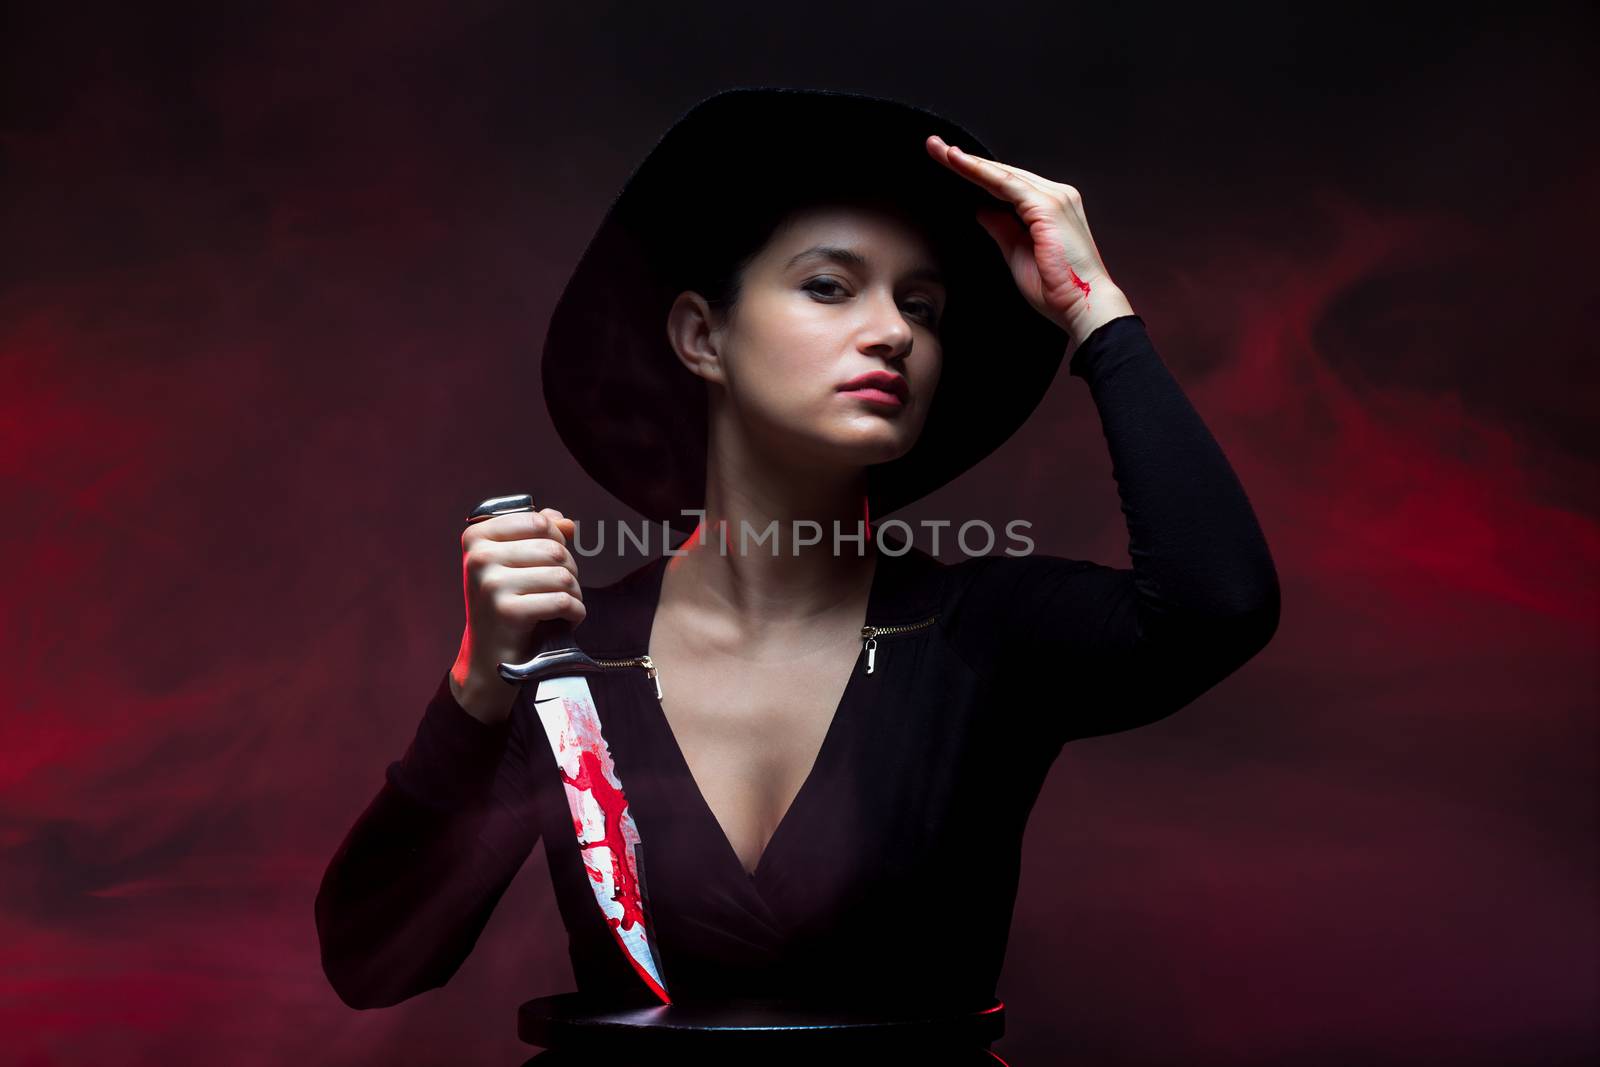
[839,387,905,409]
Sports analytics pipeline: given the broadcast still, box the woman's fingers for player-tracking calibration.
[926,135,1060,206]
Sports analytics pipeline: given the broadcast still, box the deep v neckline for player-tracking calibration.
[639,542,890,885]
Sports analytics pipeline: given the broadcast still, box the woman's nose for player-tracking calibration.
[860,290,915,355]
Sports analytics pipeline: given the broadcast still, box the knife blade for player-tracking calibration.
[466,493,671,1004]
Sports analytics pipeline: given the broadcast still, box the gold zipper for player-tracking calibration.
[594,654,662,699]
[860,614,939,675]
[598,613,939,697]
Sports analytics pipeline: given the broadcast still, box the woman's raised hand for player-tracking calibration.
[926,134,1135,347]
[449,507,584,726]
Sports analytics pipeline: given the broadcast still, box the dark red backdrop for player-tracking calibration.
[2,3,1595,1064]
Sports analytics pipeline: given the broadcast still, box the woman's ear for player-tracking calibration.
[666,290,727,385]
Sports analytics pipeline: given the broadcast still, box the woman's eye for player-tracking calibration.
[804,279,940,326]
[804,278,846,298]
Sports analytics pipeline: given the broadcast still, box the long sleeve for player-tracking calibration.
[314,671,543,1009]
[949,313,1281,745]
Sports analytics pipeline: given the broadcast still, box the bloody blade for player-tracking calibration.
[466,493,671,1004]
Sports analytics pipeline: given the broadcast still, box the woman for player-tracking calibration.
[314,87,1281,1056]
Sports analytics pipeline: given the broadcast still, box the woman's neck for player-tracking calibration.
[664,493,879,644]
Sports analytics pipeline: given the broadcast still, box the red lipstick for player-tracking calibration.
[837,370,909,409]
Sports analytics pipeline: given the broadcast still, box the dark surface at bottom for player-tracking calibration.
[521,1049,1009,1066]
[517,991,1008,1063]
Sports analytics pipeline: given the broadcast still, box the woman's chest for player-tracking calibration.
[646,636,863,877]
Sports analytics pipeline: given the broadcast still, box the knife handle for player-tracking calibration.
[464,493,604,685]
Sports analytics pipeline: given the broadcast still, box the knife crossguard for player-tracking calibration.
[499,645,605,684]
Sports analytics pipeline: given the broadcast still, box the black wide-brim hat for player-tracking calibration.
[542,86,1071,535]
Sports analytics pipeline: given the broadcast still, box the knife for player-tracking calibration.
[466,492,671,1004]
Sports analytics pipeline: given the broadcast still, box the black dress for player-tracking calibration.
[315,314,1281,1026]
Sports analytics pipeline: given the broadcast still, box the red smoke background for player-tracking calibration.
[2,4,1595,1065]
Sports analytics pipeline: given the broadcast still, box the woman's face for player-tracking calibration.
[674,202,947,473]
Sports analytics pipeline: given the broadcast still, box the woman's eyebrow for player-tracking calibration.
[784,245,945,286]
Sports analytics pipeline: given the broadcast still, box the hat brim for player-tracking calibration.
[542,86,1070,535]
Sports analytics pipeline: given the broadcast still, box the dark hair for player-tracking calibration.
[694,228,767,319]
